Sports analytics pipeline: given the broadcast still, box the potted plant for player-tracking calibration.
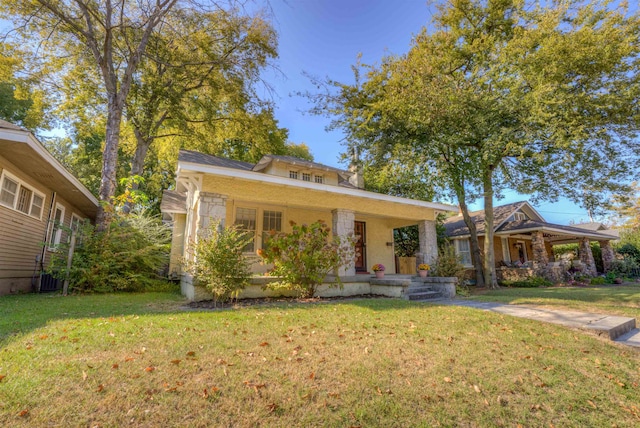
[372,263,385,278]
[418,263,430,278]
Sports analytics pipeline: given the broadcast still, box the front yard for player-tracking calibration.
[1,292,639,427]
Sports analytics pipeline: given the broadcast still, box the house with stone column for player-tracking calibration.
[161,150,457,299]
[444,201,618,282]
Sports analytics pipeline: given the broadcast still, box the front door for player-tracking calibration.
[354,221,367,272]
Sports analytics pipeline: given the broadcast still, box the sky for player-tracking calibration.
[259,0,600,225]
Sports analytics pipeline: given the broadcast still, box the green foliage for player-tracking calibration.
[590,277,607,286]
[258,220,356,298]
[432,245,466,283]
[184,222,253,302]
[609,256,639,278]
[393,225,419,257]
[553,243,578,259]
[501,277,552,288]
[47,211,171,293]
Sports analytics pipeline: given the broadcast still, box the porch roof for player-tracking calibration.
[496,219,618,242]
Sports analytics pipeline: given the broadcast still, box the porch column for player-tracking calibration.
[417,220,438,267]
[599,240,615,273]
[198,192,227,232]
[332,209,356,276]
[578,237,598,276]
[531,231,549,271]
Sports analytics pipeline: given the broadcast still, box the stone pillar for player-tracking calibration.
[599,240,615,273]
[531,231,549,272]
[578,237,598,276]
[417,220,438,267]
[332,209,355,276]
[197,192,227,232]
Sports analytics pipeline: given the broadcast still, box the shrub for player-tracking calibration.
[258,220,356,298]
[590,276,607,285]
[48,211,171,293]
[609,255,639,278]
[184,222,253,303]
[432,244,466,283]
[501,276,552,288]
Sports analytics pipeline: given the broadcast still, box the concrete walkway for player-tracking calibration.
[432,299,639,347]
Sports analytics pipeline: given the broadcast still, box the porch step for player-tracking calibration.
[615,328,640,347]
[406,290,442,301]
[407,285,436,294]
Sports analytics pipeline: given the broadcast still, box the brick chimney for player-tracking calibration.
[348,147,364,189]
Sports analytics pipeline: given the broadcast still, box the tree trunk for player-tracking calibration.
[458,196,485,287]
[482,166,498,288]
[122,129,152,214]
[96,95,124,229]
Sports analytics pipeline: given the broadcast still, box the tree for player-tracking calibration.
[311,0,640,288]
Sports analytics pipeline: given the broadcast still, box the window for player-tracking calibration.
[262,210,282,249]
[49,204,66,250]
[501,237,511,263]
[289,170,298,179]
[314,175,324,184]
[302,172,311,182]
[0,172,45,219]
[455,239,472,266]
[509,212,527,221]
[235,207,257,252]
[70,214,86,245]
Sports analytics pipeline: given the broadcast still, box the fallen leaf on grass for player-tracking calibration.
[18,409,28,417]
[112,364,119,369]
[170,359,181,365]
[96,384,104,393]
[144,366,155,372]
[259,342,269,347]
[186,351,196,357]
[473,385,481,393]
[267,403,279,413]
[39,334,48,340]
[588,400,597,409]
[443,377,452,383]
[124,357,135,362]
[0,374,5,382]
[82,371,88,381]
[309,372,315,380]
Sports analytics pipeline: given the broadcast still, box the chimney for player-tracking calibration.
[348,147,364,189]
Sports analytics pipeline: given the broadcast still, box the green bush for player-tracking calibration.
[589,276,607,285]
[609,255,639,278]
[258,220,356,298]
[184,222,253,303]
[48,211,171,293]
[432,244,466,283]
[501,276,552,288]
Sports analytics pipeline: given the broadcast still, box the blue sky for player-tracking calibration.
[261,0,601,225]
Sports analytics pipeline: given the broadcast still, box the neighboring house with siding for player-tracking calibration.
[444,201,619,281]
[0,120,98,295]
[161,149,457,299]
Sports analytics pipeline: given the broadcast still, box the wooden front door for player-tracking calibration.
[354,221,367,272]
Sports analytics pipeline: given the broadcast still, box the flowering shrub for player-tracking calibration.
[418,263,430,271]
[259,220,356,298]
[372,263,385,272]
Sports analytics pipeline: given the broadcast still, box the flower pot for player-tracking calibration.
[375,271,385,279]
[418,270,428,278]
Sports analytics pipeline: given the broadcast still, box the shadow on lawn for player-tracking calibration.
[0,291,185,348]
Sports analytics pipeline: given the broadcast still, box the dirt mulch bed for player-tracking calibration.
[185,294,393,310]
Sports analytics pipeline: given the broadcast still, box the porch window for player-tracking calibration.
[261,210,282,249]
[0,171,45,220]
[314,175,324,184]
[455,238,472,266]
[289,170,298,179]
[235,207,256,252]
[302,172,311,182]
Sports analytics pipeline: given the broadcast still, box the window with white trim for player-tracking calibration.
[302,172,311,182]
[0,171,46,220]
[289,170,298,179]
[501,237,511,263]
[49,204,66,249]
[314,175,324,184]
[235,207,257,252]
[70,213,86,245]
[234,207,284,253]
[454,239,472,266]
[262,210,282,249]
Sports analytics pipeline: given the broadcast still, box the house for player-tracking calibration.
[444,201,618,280]
[161,149,457,299]
[0,120,99,295]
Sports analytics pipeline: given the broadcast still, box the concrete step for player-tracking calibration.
[406,291,442,301]
[614,328,640,347]
[407,285,435,294]
[587,316,636,340]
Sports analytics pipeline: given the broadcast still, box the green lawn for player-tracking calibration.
[1,292,639,427]
[468,284,640,318]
